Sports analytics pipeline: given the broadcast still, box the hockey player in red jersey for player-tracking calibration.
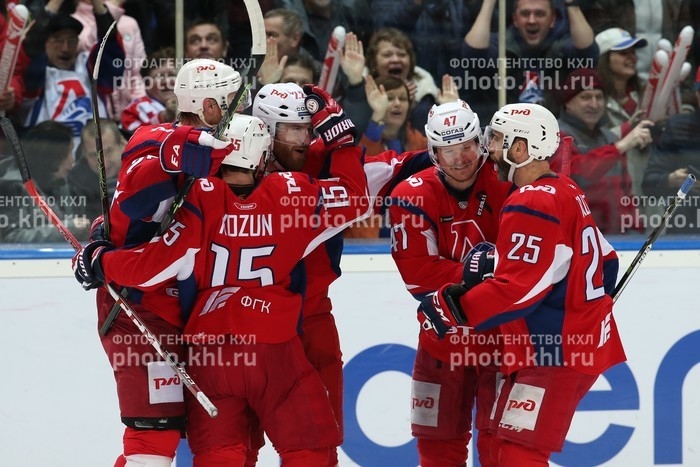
[74,108,369,465]
[420,103,626,466]
[389,100,512,467]
[87,58,244,467]
[252,82,433,465]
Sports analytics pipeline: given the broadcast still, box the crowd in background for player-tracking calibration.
[2,0,700,242]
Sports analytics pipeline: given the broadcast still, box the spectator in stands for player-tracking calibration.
[68,118,125,222]
[21,3,123,155]
[642,68,700,235]
[347,75,428,238]
[596,27,649,200]
[121,47,177,134]
[360,75,427,156]
[257,9,322,87]
[185,18,228,61]
[0,121,89,242]
[281,54,319,86]
[372,0,477,80]
[462,0,598,119]
[275,0,373,62]
[264,8,305,61]
[341,28,448,137]
[73,0,147,120]
[555,68,653,234]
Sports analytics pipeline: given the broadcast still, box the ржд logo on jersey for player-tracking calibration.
[499,382,544,431]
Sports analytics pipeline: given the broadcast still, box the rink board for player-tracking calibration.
[0,240,699,466]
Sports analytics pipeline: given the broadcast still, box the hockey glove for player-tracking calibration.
[303,84,357,152]
[160,125,233,177]
[418,284,468,339]
[89,215,106,242]
[72,240,114,290]
[462,242,495,289]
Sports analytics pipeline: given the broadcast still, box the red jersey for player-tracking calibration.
[100,145,369,343]
[389,162,512,363]
[462,174,626,375]
[299,145,432,316]
[100,123,186,326]
[111,122,182,247]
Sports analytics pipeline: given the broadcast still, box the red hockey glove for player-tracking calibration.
[72,240,114,290]
[303,84,357,152]
[89,215,106,241]
[462,241,495,289]
[418,284,468,339]
[160,125,234,177]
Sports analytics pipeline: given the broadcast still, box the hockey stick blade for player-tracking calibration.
[612,174,696,302]
[0,117,218,418]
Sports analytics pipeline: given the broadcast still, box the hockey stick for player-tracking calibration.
[0,117,218,418]
[103,2,265,333]
[90,21,132,337]
[156,0,266,237]
[89,20,117,240]
[612,174,696,303]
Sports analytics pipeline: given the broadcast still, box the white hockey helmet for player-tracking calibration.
[425,100,485,166]
[252,83,311,139]
[220,114,271,172]
[174,58,242,115]
[489,103,560,161]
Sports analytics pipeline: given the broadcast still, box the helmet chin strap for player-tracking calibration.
[503,149,535,183]
[197,110,217,129]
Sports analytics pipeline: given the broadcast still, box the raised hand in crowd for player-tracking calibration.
[257,36,288,86]
[436,74,459,105]
[615,119,654,153]
[0,88,15,112]
[404,79,417,105]
[666,168,700,192]
[365,75,388,123]
[340,32,365,87]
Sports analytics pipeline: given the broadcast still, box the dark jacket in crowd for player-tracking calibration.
[643,109,700,235]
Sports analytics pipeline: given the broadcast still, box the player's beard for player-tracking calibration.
[271,141,308,171]
[495,156,512,182]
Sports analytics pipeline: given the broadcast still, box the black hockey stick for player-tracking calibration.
[612,174,696,302]
[155,0,266,238]
[0,117,218,418]
[89,19,117,239]
[90,21,133,337]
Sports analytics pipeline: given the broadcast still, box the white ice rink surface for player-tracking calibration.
[2,258,700,466]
